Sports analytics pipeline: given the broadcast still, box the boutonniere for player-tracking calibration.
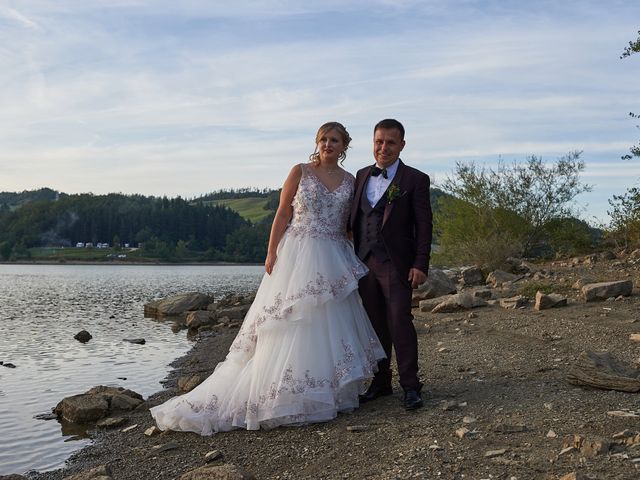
[386,184,403,204]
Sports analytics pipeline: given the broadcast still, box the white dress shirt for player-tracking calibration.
[366,159,400,207]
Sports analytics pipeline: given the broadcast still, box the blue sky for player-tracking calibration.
[1,0,638,223]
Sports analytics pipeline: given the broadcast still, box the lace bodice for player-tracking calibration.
[287,163,354,241]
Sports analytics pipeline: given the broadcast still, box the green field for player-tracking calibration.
[207,197,272,223]
[28,247,144,262]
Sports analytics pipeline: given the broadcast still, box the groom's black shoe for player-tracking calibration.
[359,384,393,403]
[402,388,423,410]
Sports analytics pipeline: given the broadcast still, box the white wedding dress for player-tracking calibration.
[150,164,385,434]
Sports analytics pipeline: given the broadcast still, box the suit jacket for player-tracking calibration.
[350,159,433,282]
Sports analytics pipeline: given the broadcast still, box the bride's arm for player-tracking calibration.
[265,164,302,274]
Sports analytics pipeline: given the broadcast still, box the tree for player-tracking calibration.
[435,152,591,268]
[606,187,640,249]
[621,30,640,160]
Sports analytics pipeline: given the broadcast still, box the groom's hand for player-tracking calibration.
[408,268,427,289]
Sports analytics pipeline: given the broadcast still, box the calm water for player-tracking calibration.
[0,264,264,476]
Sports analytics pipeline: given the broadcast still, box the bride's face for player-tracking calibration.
[317,129,344,163]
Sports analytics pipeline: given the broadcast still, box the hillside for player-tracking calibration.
[206,197,272,223]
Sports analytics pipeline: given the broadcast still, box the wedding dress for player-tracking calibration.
[150,163,385,434]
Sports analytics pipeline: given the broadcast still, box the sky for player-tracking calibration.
[0,0,639,223]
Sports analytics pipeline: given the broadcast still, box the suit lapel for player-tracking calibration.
[382,160,406,227]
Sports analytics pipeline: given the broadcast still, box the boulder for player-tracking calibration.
[419,295,454,312]
[460,266,484,286]
[567,350,640,392]
[486,270,522,288]
[534,291,567,310]
[431,292,487,313]
[54,386,143,423]
[216,304,250,321]
[74,330,92,343]
[144,292,214,318]
[186,310,216,329]
[572,276,596,290]
[412,268,457,305]
[581,280,633,301]
[472,289,493,299]
[179,464,255,480]
[499,295,528,309]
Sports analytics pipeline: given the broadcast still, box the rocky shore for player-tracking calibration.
[16,251,640,480]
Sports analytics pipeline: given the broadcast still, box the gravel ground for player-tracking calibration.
[28,256,640,480]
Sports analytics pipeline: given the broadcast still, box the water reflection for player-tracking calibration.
[0,264,263,475]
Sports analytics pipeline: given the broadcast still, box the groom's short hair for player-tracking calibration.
[374,119,405,140]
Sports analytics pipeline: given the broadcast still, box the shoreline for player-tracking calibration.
[0,260,263,267]
[24,256,640,479]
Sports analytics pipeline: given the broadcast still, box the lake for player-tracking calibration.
[0,264,265,476]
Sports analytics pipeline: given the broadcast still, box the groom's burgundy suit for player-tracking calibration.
[350,159,432,391]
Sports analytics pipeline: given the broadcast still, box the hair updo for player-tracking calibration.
[309,121,352,165]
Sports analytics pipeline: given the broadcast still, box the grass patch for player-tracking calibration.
[206,197,272,223]
[516,281,573,297]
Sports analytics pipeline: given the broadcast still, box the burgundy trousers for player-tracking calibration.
[358,254,422,391]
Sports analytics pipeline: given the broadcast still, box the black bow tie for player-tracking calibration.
[370,166,388,179]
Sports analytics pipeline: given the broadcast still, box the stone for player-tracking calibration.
[534,291,567,310]
[472,289,493,299]
[205,450,223,462]
[179,463,255,480]
[152,441,179,453]
[412,268,457,305]
[455,427,472,438]
[63,465,113,480]
[216,304,250,320]
[486,270,522,287]
[499,295,528,309]
[484,448,508,457]
[121,423,138,433]
[431,292,487,313]
[74,330,92,343]
[547,430,557,438]
[123,338,145,345]
[581,280,633,301]
[580,438,610,457]
[419,295,454,312]
[461,266,485,286]
[33,412,58,420]
[186,310,215,329]
[144,292,214,318]
[346,425,369,432]
[177,375,203,393]
[96,417,126,428]
[567,350,640,392]
[559,473,588,480]
[630,334,640,342]
[54,386,143,423]
[462,416,476,424]
[1,361,16,368]
[145,426,160,436]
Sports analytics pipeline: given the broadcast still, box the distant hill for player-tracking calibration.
[0,187,61,211]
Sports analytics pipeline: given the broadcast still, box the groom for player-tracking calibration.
[350,119,432,410]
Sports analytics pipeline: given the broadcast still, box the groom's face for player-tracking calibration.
[373,128,405,168]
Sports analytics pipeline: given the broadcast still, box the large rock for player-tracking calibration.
[179,464,255,480]
[486,270,522,288]
[431,292,487,313]
[534,291,567,310]
[567,351,640,392]
[460,266,484,286]
[418,295,454,312]
[581,280,633,301]
[217,304,251,321]
[499,295,528,309]
[144,292,214,318]
[412,268,457,305]
[185,310,216,329]
[54,386,143,423]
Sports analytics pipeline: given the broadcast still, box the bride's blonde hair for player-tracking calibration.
[309,122,352,165]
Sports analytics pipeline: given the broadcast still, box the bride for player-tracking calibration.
[150,122,385,434]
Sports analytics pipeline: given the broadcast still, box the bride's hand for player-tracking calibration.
[265,252,277,275]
